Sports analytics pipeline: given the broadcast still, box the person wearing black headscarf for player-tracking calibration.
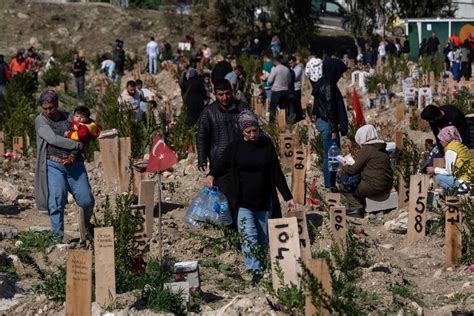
[311,58,348,190]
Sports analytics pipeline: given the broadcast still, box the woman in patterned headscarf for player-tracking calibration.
[427,126,473,194]
[204,110,295,285]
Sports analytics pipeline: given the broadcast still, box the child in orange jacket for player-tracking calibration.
[65,106,100,143]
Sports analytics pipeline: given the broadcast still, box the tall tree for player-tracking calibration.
[397,0,455,18]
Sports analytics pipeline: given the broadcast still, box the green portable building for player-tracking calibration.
[406,18,474,60]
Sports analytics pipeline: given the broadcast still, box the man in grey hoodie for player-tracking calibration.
[268,56,291,122]
[35,89,95,243]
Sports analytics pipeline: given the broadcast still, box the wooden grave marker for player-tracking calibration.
[66,250,92,316]
[395,131,404,151]
[138,180,155,239]
[330,206,347,246]
[279,133,298,169]
[305,259,332,316]
[284,211,311,262]
[444,196,463,267]
[301,95,309,110]
[268,217,301,290]
[131,205,148,250]
[132,168,145,196]
[291,147,307,205]
[396,102,405,123]
[98,135,120,185]
[406,174,429,246]
[12,136,23,154]
[0,142,4,157]
[325,193,341,208]
[118,137,131,193]
[277,108,287,132]
[94,227,116,307]
[0,131,4,142]
[398,175,410,210]
[93,151,101,168]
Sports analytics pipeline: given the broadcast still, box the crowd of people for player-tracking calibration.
[11,32,470,285]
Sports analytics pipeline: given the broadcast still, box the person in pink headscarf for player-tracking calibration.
[426,126,473,194]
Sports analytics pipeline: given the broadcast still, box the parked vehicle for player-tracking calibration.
[311,0,351,31]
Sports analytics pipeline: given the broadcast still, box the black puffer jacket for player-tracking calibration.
[312,58,348,135]
[197,99,249,168]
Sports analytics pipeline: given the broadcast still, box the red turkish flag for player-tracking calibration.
[353,88,365,127]
[146,135,177,173]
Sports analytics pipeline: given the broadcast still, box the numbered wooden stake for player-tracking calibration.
[406,174,429,246]
[284,211,311,262]
[330,206,347,246]
[66,250,92,316]
[398,175,410,210]
[292,147,307,205]
[93,151,101,168]
[277,108,287,132]
[118,137,131,193]
[396,102,404,123]
[12,136,23,154]
[305,259,332,316]
[0,142,4,157]
[0,131,4,142]
[268,217,302,290]
[279,133,298,169]
[131,205,148,250]
[325,193,341,208]
[445,197,462,267]
[94,227,116,307]
[395,132,404,151]
[301,96,309,110]
[139,180,155,239]
[99,136,120,185]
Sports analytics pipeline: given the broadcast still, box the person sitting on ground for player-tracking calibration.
[426,126,473,195]
[420,104,469,149]
[339,124,393,218]
[65,106,100,143]
[100,57,116,81]
[204,110,296,285]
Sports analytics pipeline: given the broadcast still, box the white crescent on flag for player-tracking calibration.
[152,139,165,157]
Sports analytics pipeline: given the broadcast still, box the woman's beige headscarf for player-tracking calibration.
[355,124,384,145]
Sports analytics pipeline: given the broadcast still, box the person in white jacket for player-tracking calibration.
[305,53,323,86]
[146,37,160,74]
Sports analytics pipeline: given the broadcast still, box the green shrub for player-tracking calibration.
[32,265,67,302]
[160,108,196,160]
[42,65,69,88]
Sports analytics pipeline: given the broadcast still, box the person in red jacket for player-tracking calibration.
[64,106,100,143]
[10,49,27,77]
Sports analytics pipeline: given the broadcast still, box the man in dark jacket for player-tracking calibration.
[197,79,249,194]
[0,54,10,95]
[72,52,87,100]
[312,58,348,190]
[426,32,440,57]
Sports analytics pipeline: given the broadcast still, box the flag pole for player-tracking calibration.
[157,172,163,261]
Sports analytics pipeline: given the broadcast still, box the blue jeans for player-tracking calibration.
[237,206,272,274]
[149,55,157,74]
[106,62,116,81]
[47,160,95,242]
[452,62,460,82]
[75,75,85,100]
[315,119,340,188]
[435,174,461,193]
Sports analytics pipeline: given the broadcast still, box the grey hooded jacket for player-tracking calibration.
[34,113,83,212]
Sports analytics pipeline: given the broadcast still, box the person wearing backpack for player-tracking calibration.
[0,54,11,95]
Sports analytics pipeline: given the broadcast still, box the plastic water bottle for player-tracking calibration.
[328,142,341,172]
[219,198,233,226]
[183,188,210,225]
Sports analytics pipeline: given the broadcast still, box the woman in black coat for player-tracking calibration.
[204,110,295,284]
[182,69,208,126]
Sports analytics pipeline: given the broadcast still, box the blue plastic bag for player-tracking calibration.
[182,187,232,226]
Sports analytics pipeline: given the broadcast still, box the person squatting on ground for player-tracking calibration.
[204,110,296,285]
[64,106,100,143]
[196,79,249,203]
[312,58,349,190]
[338,125,393,218]
[34,90,95,243]
[426,126,473,195]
